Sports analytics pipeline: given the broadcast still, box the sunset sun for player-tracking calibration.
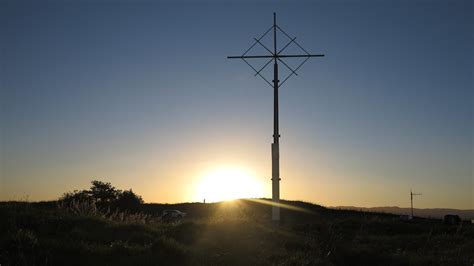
[196,167,264,203]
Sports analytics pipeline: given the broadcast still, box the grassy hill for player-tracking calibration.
[1,199,473,265]
[334,206,474,220]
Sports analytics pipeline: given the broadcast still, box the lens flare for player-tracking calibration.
[196,167,263,202]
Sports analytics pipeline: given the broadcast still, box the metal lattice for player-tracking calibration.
[227,13,324,88]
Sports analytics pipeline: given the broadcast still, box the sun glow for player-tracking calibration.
[196,167,264,203]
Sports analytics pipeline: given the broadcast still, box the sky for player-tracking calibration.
[1,0,472,209]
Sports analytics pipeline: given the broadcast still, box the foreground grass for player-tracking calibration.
[0,200,473,265]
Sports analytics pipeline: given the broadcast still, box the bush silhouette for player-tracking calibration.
[60,180,143,212]
[89,180,119,204]
[115,189,144,212]
[60,189,94,204]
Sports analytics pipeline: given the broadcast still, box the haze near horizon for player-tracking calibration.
[1,0,472,209]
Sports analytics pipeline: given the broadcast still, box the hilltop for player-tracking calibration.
[334,206,474,220]
[1,199,473,265]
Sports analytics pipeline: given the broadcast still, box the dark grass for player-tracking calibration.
[1,199,473,266]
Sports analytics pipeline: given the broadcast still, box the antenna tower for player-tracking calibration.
[410,189,422,218]
[227,13,324,222]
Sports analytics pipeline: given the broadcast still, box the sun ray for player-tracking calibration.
[195,167,263,203]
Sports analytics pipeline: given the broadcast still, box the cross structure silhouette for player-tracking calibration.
[227,13,324,222]
[410,190,422,218]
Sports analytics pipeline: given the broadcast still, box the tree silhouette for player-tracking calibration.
[89,180,119,204]
[60,180,144,212]
[115,189,144,212]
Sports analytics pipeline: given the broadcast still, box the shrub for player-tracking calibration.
[59,180,144,213]
[60,190,94,205]
[114,189,144,212]
[89,180,119,204]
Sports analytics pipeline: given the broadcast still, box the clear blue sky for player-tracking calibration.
[1,0,472,208]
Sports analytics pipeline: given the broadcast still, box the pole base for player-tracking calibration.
[272,205,280,221]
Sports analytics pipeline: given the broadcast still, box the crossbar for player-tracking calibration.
[227,54,324,59]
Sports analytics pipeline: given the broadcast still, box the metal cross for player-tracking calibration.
[227,13,324,222]
[410,190,422,218]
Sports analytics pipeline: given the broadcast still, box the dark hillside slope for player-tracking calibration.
[335,206,474,220]
[1,199,473,265]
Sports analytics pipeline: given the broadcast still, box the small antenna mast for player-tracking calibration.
[227,13,324,222]
[410,189,422,218]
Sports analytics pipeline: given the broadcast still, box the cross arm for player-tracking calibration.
[278,54,324,58]
[227,55,274,59]
[227,54,325,59]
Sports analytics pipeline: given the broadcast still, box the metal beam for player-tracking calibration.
[227,54,325,59]
[271,12,280,222]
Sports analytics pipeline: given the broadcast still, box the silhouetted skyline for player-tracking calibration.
[1,0,472,209]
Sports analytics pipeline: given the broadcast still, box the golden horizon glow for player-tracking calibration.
[195,166,264,203]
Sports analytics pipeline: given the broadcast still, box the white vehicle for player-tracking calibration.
[160,209,186,223]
